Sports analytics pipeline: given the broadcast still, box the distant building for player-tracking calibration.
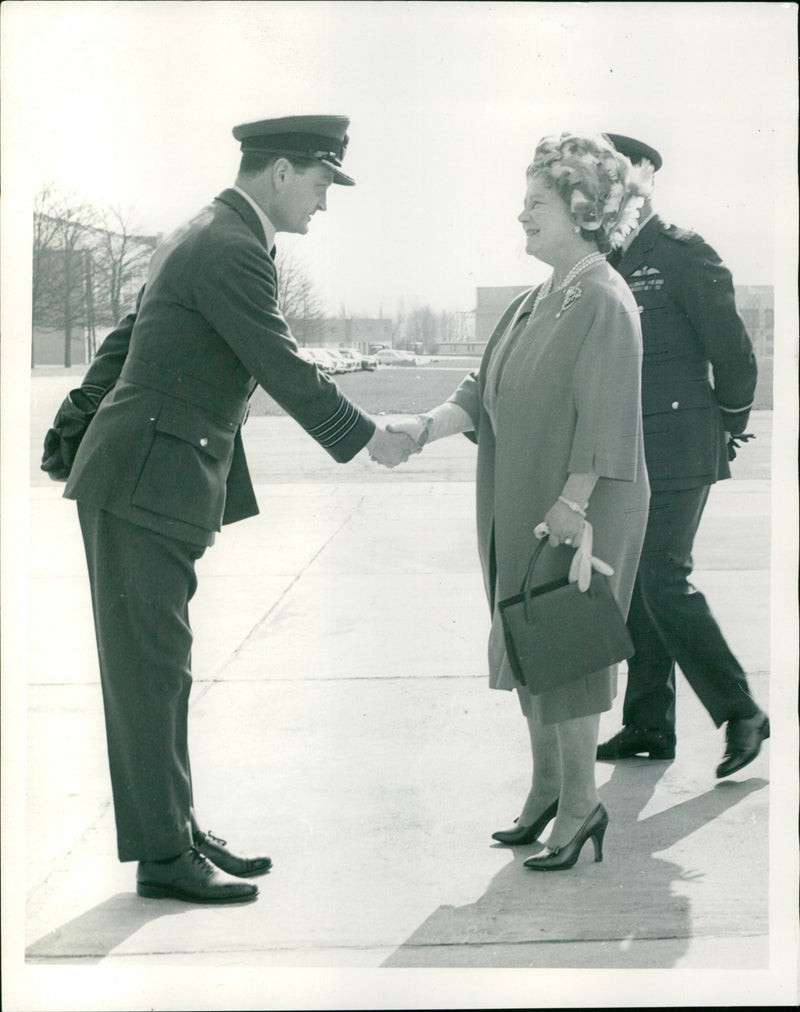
[436,286,530,355]
[31,285,775,368]
[434,310,481,355]
[32,326,88,367]
[439,283,775,359]
[474,286,530,344]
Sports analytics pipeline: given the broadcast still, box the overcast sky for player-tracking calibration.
[2,1,797,317]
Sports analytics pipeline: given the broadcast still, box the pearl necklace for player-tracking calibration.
[531,251,606,317]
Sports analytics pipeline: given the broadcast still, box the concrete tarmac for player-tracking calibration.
[7,395,798,1009]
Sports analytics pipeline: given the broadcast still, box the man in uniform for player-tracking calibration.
[41,115,416,904]
[596,133,769,778]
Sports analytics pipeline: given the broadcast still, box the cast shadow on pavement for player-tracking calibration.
[383,765,768,968]
[25,892,191,964]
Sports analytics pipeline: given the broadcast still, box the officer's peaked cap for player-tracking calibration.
[604,133,663,172]
[233,115,355,185]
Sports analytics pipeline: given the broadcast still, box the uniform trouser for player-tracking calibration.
[622,485,759,735]
[77,503,207,862]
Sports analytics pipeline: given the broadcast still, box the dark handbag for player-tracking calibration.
[499,534,633,694]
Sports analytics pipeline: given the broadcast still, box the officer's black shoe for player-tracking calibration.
[716,711,770,778]
[193,829,272,878]
[137,847,259,903]
[596,725,676,761]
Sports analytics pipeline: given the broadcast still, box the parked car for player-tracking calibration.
[330,348,360,372]
[374,348,418,367]
[299,348,342,374]
[327,349,357,373]
[337,348,378,371]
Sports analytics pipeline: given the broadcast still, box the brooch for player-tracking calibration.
[556,283,583,318]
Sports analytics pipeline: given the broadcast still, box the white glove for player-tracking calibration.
[534,520,614,593]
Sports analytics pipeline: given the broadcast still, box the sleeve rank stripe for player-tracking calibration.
[718,401,754,412]
[307,400,361,446]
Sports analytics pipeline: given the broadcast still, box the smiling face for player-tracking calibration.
[272,161,334,234]
[517,174,576,265]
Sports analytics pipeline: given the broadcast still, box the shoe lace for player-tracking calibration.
[204,830,228,847]
[189,847,215,877]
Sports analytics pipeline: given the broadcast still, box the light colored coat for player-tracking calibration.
[450,261,650,721]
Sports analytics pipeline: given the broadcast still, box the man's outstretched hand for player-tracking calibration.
[365,420,421,467]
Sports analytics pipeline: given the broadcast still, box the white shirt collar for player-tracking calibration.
[231,185,276,252]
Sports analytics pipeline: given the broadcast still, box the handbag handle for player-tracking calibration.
[519,533,567,624]
[520,535,550,595]
[520,521,604,621]
[523,521,591,592]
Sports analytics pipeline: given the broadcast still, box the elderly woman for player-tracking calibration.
[392,134,651,869]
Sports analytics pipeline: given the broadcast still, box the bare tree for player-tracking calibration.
[33,185,160,363]
[275,247,326,345]
[32,186,331,365]
[32,184,62,320]
[94,204,159,331]
[403,305,438,353]
[33,184,98,366]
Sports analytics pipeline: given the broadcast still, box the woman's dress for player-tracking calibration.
[450,260,650,723]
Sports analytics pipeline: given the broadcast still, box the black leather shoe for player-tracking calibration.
[596,725,675,761]
[716,711,770,778]
[491,797,559,845]
[193,829,272,878]
[137,847,259,903]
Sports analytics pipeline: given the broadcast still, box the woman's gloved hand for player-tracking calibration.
[534,520,614,592]
[542,498,586,548]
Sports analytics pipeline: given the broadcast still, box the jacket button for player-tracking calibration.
[199,437,209,447]
[637,305,644,313]
[671,401,679,409]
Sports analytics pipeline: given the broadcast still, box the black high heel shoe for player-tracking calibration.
[491,797,559,845]
[523,803,608,870]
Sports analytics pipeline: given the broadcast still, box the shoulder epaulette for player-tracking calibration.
[660,222,704,246]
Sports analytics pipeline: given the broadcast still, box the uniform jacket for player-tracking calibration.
[63,188,375,545]
[613,215,757,491]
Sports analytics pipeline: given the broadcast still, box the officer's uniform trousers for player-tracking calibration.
[622,484,759,735]
[77,502,206,862]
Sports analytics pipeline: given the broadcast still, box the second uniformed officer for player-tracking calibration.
[597,134,769,778]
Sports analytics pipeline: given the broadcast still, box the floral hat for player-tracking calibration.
[529,133,654,250]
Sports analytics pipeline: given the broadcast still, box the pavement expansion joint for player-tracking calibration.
[193,672,488,684]
[214,495,366,677]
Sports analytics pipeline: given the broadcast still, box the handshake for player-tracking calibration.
[365,414,431,468]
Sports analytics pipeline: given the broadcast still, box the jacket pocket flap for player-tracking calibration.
[643,379,714,415]
[155,400,232,460]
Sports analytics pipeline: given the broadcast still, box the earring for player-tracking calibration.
[573,226,581,234]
